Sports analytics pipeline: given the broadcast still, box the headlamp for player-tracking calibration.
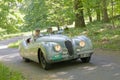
[79,41,85,47]
[54,44,61,52]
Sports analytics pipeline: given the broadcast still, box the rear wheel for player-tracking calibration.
[23,57,30,62]
[81,57,91,63]
[40,54,50,70]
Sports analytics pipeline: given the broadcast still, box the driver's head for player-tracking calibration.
[34,29,40,37]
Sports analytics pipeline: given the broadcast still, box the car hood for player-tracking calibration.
[36,34,71,43]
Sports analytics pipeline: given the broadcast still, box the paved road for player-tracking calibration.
[0,37,120,80]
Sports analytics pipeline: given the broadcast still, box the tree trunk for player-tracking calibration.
[74,0,86,28]
[96,10,101,21]
[102,0,109,22]
[111,0,115,28]
[96,6,101,21]
[95,1,101,21]
[87,8,92,22]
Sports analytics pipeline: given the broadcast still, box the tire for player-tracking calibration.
[23,57,30,62]
[81,57,91,63]
[40,54,50,70]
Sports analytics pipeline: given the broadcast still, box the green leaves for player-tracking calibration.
[21,0,74,30]
[0,0,120,33]
[21,0,48,30]
[0,0,23,34]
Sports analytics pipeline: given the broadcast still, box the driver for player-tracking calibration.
[33,28,41,41]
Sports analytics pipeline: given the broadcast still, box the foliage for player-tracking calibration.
[0,0,23,34]
[20,0,48,31]
[20,0,74,31]
[0,62,25,80]
[46,0,74,27]
[0,0,120,33]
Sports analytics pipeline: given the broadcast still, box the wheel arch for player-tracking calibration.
[38,48,43,63]
[38,47,47,63]
[37,42,53,63]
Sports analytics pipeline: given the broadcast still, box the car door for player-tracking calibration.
[22,37,32,59]
[26,37,40,62]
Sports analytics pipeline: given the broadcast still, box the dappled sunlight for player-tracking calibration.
[0,53,19,62]
[48,74,58,78]
[97,28,106,33]
[56,71,68,75]
[44,72,69,80]
[101,63,115,70]
[114,73,120,76]
[43,72,74,80]
[80,31,88,35]
[83,66,97,71]
[0,45,8,50]
[102,63,114,67]
[43,78,64,80]
[101,37,109,44]
[43,75,65,80]
[110,35,119,39]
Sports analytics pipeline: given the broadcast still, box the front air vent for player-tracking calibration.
[65,40,74,56]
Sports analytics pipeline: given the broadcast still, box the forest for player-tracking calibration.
[0,0,120,34]
[0,0,120,49]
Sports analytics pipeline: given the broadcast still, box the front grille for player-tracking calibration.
[65,40,74,56]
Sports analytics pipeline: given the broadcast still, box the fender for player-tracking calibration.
[38,42,58,63]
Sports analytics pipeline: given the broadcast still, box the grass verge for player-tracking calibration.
[8,40,21,48]
[64,21,120,50]
[0,62,25,80]
[0,33,23,40]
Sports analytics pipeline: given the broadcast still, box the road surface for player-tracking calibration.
[0,37,120,80]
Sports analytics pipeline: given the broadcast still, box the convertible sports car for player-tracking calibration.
[19,30,93,70]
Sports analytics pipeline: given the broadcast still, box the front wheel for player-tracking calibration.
[81,57,91,63]
[40,54,50,70]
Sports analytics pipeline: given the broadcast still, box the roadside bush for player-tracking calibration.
[0,62,25,80]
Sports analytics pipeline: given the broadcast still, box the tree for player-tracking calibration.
[21,0,74,30]
[0,0,23,33]
[87,8,92,22]
[95,0,101,21]
[101,0,109,22]
[20,0,48,31]
[74,0,86,28]
[44,0,74,27]
[83,0,94,22]
[46,0,68,27]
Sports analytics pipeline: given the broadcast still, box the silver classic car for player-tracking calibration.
[19,29,93,70]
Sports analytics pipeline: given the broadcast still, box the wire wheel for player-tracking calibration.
[40,54,50,70]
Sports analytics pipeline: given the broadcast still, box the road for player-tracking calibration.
[0,37,120,80]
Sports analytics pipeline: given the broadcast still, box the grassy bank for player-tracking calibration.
[8,40,21,48]
[0,62,25,80]
[65,21,120,50]
[0,33,23,40]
